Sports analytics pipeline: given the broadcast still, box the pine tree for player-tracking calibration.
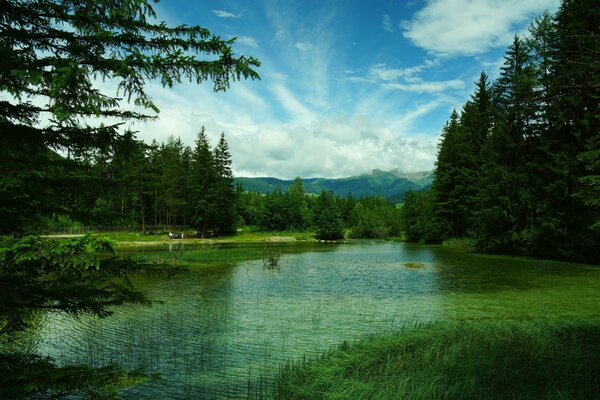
[432,110,463,238]
[190,127,216,238]
[0,0,260,234]
[213,133,237,234]
[546,0,600,260]
[314,191,344,240]
[262,187,288,231]
[287,177,310,230]
[474,36,538,253]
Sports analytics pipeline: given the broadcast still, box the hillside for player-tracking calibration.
[234,169,433,202]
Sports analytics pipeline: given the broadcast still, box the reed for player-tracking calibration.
[270,321,600,399]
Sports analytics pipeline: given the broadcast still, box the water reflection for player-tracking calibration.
[14,242,600,399]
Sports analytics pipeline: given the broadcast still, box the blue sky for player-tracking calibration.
[132,0,560,178]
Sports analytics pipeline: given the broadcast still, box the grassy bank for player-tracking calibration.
[271,321,600,399]
[92,228,316,247]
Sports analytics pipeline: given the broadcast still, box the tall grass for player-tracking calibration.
[271,321,600,399]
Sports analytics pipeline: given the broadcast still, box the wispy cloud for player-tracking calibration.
[383,79,464,93]
[348,60,460,94]
[401,0,560,56]
[270,83,315,123]
[235,35,259,49]
[294,42,310,52]
[212,9,242,19]
[382,14,393,32]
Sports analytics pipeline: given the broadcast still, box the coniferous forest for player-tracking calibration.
[403,0,599,263]
[1,0,600,398]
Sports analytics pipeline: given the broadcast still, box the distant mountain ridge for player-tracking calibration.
[234,169,433,203]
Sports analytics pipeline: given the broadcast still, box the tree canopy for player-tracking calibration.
[1,0,260,397]
[405,0,599,262]
[0,0,260,234]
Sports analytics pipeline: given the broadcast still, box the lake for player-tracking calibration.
[18,242,600,399]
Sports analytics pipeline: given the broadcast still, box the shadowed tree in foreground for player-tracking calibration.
[0,0,259,397]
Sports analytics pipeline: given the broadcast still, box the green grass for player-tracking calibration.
[128,245,266,266]
[271,321,600,399]
[123,241,333,269]
[93,228,316,246]
[92,232,170,243]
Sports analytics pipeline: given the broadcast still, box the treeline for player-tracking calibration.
[16,125,403,239]
[9,127,238,237]
[404,0,599,263]
[238,184,402,239]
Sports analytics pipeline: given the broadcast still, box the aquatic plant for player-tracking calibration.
[262,243,282,270]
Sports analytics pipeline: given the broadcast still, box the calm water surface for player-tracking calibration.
[21,242,600,398]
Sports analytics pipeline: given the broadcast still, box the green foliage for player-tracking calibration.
[426,0,600,262]
[272,321,600,400]
[190,127,217,237]
[402,190,445,243]
[0,235,148,336]
[0,0,260,235]
[262,243,282,270]
[314,191,344,240]
[0,354,147,400]
[349,196,401,239]
[213,132,237,234]
[0,235,151,397]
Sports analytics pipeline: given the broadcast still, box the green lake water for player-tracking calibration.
[20,242,600,399]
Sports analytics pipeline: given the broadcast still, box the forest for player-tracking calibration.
[403,3,599,263]
[15,124,403,241]
[1,0,599,398]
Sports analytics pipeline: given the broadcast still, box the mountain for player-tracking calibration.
[234,169,433,202]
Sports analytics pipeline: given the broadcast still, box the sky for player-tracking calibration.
[130,0,561,179]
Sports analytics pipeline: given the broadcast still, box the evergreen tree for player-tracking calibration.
[213,133,237,234]
[546,0,600,260]
[433,110,464,238]
[190,127,217,238]
[261,187,288,231]
[0,0,259,235]
[314,191,344,240]
[403,190,441,243]
[474,36,538,253]
[159,136,188,227]
[1,0,260,395]
[287,177,311,230]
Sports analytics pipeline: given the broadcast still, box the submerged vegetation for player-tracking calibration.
[262,243,282,270]
[272,321,600,400]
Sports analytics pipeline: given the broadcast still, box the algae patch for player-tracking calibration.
[403,262,425,269]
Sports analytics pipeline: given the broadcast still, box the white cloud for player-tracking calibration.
[349,60,461,94]
[235,35,259,49]
[270,83,316,123]
[382,14,393,32]
[294,42,310,52]
[230,117,438,179]
[367,62,437,82]
[128,82,440,179]
[401,0,560,56]
[383,79,464,93]
[212,9,242,19]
